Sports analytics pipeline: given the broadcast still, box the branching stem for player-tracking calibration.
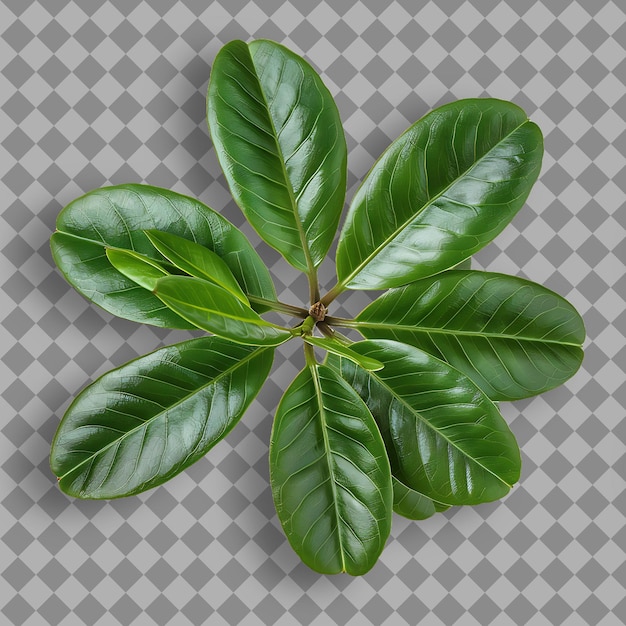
[324,315,358,328]
[308,272,320,307]
[303,341,317,367]
[320,282,345,307]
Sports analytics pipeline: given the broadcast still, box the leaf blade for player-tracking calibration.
[50,337,273,498]
[356,271,585,400]
[303,335,384,371]
[144,229,248,304]
[392,477,438,520]
[270,363,392,575]
[154,276,292,347]
[207,39,347,271]
[328,340,521,506]
[105,248,169,291]
[51,184,277,326]
[335,99,543,290]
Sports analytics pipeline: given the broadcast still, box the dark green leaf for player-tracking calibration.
[335,99,543,291]
[303,335,383,371]
[154,276,292,347]
[270,363,392,575]
[51,184,277,326]
[327,340,521,506]
[106,248,169,291]
[207,39,347,273]
[356,271,585,400]
[50,337,273,498]
[144,229,248,304]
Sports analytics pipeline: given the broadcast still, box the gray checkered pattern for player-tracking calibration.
[1,1,624,624]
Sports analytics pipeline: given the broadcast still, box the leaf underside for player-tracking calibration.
[270,363,392,575]
[51,337,273,499]
[356,271,585,400]
[327,340,521,506]
[392,477,451,519]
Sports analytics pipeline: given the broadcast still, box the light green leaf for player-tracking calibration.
[303,335,383,371]
[154,276,292,347]
[105,248,170,291]
[355,271,585,400]
[207,39,347,273]
[334,99,543,291]
[50,184,277,326]
[270,363,392,575]
[327,340,521,506]
[50,337,273,498]
[144,229,248,304]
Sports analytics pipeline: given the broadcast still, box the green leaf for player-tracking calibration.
[392,477,436,520]
[50,337,273,498]
[144,229,248,304]
[270,363,392,575]
[50,184,277,326]
[355,271,585,400]
[392,478,451,520]
[334,99,543,291]
[207,39,347,273]
[302,335,384,371]
[105,248,169,291]
[327,340,521,506]
[154,276,292,347]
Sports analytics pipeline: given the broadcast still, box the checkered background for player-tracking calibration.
[1,1,624,624]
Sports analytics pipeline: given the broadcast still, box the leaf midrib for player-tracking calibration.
[157,287,282,331]
[54,230,182,273]
[340,117,531,288]
[58,346,269,482]
[147,234,248,304]
[345,354,514,490]
[244,44,317,278]
[354,321,582,347]
[310,364,346,572]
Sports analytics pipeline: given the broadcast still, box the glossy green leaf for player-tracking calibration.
[355,271,585,400]
[327,340,521,506]
[270,362,392,575]
[154,276,292,347]
[207,39,347,273]
[106,248,169,291]
[50,184,277,326]
[335,99,543,291]
[50,337,273,498]
[144,229,248,305]
[303,335,384,371]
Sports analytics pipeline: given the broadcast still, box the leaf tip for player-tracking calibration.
[367,361,385,372]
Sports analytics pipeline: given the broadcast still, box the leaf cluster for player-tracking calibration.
[49,39,585,575]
